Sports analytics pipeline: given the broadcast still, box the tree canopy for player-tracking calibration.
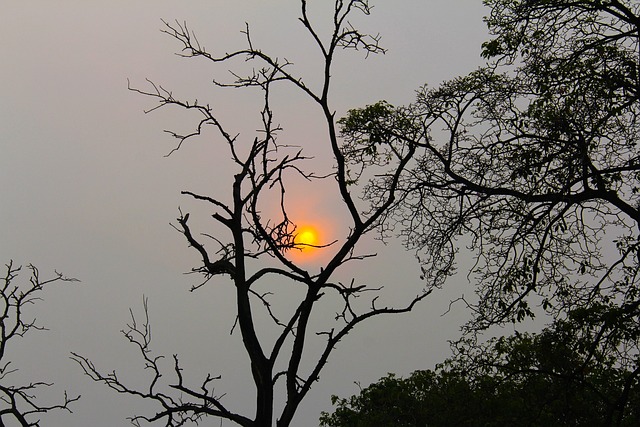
[341,0,640,339]
[320,312,640,427]
[334,2,640,423]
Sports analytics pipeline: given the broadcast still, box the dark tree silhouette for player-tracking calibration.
[0,261,79,426]
[333,4,640,426]
[320,312,640,427]
[72,2,438,426]
[340,0,640,374]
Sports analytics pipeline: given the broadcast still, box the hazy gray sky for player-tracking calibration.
[1,1,489,425]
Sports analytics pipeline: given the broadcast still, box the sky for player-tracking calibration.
[1,1,489,425]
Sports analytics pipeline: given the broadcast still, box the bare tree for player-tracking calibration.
[0,261,79,426]
[72,1,439,426]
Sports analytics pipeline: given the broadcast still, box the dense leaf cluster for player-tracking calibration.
[320,313,640,427]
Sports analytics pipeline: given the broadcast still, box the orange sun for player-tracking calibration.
[294,225,320,251]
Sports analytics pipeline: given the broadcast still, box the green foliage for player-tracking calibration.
[337,101,398,185]
[320,315,640,427]
[337,101,422,187]
[319,370,493,427]
[338,101,396,148]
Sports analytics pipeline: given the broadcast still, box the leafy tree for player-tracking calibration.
[340,0,640,364]
[320,313,640,427]
[72,2,437,426]
[0,261,79,426]
[336,2,640,425]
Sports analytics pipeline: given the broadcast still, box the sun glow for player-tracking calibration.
[294,225,320,251]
